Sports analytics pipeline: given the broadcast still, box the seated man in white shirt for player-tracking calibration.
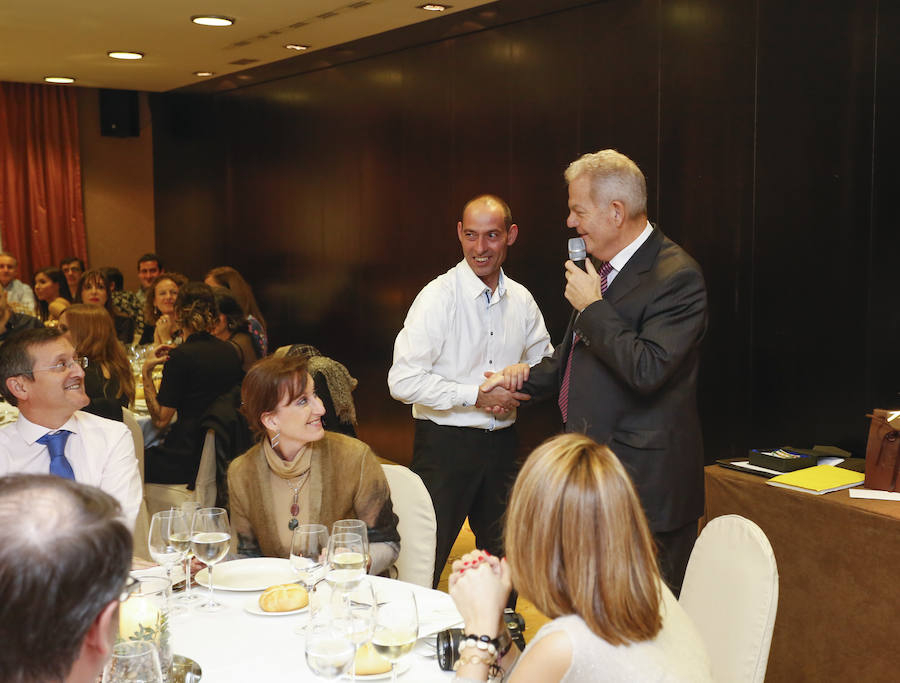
[0,327,142,528]
[0,474,133,683]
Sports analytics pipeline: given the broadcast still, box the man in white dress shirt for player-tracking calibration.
[0,327,142,528]
[0,474,133,683]
[388,195,553,586]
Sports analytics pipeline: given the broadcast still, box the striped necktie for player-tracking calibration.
[558,261,615,423]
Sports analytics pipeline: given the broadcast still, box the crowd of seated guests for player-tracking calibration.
[0,254,278,419]
[0,250,402,579]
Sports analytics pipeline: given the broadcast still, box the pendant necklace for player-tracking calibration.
[286,468,311,531]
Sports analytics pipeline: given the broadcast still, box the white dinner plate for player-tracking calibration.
[243,596,308,617]
[195,558,296,591]
[343,659,410,680]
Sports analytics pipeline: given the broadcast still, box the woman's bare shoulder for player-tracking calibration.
[509,629,572,683]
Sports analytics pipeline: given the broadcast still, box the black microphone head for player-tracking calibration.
[568,237,586,262]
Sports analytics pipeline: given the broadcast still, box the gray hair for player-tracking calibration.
[565,150,647,218]
[0,475,132,682]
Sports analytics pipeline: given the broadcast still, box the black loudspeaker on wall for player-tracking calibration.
[99,89,140,137]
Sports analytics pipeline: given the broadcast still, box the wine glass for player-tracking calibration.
[332,519,369,571]
[305,622,355,680]
[102,640,163,683]
[326,532,366,589]
[332,579,377,682]
[147,510,188,615]
[291,523,329,588]
[190,507,231,612]
[176,501,202,604]
[372,586,418,683]
[290,524,329,635]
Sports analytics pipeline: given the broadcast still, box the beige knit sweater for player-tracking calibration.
[227,432,400,565]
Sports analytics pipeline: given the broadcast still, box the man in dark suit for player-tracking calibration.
[486,149,707,594]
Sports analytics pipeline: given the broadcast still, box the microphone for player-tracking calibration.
[567,237,587,271]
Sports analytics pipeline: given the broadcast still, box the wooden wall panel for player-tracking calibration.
[752,0,876,451]
[659,0,757,459]
[151,0,898,467]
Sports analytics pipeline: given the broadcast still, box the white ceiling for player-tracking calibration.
[0,1,493,92]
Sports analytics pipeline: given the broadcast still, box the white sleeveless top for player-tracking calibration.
[511,585,712,682]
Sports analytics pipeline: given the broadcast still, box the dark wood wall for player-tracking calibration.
[150,0,899,466]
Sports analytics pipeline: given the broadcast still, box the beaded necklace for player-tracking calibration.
[285,467,311,531]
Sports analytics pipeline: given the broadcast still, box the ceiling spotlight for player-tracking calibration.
[44,76,75,84]
[284,44,309,51]
[191,15,235,27]
[193,71,215,77]
[418,3,450,10]
[108,51,144,60]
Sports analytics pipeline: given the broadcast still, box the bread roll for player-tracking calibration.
[258,583,308,612]
[353,643,392,676]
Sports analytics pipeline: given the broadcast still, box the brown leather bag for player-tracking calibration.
[864,410,900,492]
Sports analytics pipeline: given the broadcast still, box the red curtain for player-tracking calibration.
[0,81,87,281]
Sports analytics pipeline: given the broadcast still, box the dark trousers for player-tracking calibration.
[654,519,698,598]
[411,420,519,588]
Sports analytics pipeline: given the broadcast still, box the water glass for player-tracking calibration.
[102,640,163,683]
[305,622,355,680]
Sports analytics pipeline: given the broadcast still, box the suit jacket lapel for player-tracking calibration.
[605,227,664,304]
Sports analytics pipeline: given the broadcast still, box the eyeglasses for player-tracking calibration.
[119,575,140,602]
[32,356,88,373]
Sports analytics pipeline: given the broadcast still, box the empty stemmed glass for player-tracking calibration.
[147,510,189,615]
[332,519,369,571]
[325,532,366,590]
[372,585,418,683]
[102,640,163,683]
[290,523,329,635]
[332,579,377,682]
[176,501,202,604]
[190,507,231,612]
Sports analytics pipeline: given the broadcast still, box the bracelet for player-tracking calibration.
[453,654,503,680]
[455,633,504,680]
[458,634,500,658]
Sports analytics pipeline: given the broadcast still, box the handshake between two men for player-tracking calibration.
[475,363,531,416]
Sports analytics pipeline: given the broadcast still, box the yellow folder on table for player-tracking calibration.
[766,465,864,495]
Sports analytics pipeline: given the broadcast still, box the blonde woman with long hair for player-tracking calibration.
[448,433,712,682]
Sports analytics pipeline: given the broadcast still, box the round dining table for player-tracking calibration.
[169,574,462,682]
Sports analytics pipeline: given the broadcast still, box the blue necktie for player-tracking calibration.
[37,430,75,480]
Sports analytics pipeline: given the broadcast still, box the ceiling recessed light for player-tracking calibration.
[191,15,235,27]
[108,51,144,60]
[418,3,450,10]
[44,76,75,84]
[193,71,215,77]
[284,44,309,51]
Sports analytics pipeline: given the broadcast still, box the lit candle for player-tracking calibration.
[119,596,161,640]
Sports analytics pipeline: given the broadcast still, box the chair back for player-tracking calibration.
[380,464,436,587]
[194,429,217,507]
[145,430,217,516]
[679,514,779,683]
[122,407,152,560]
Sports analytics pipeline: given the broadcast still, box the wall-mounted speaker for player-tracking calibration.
[99,89,140,137]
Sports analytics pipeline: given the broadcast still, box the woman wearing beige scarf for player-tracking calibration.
[227,354,400,575]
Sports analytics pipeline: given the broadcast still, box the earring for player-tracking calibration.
[271,431,280,448]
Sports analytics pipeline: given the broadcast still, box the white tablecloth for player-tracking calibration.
[170,576,461,682]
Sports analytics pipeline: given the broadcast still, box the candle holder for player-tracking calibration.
[119,576,173,681]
